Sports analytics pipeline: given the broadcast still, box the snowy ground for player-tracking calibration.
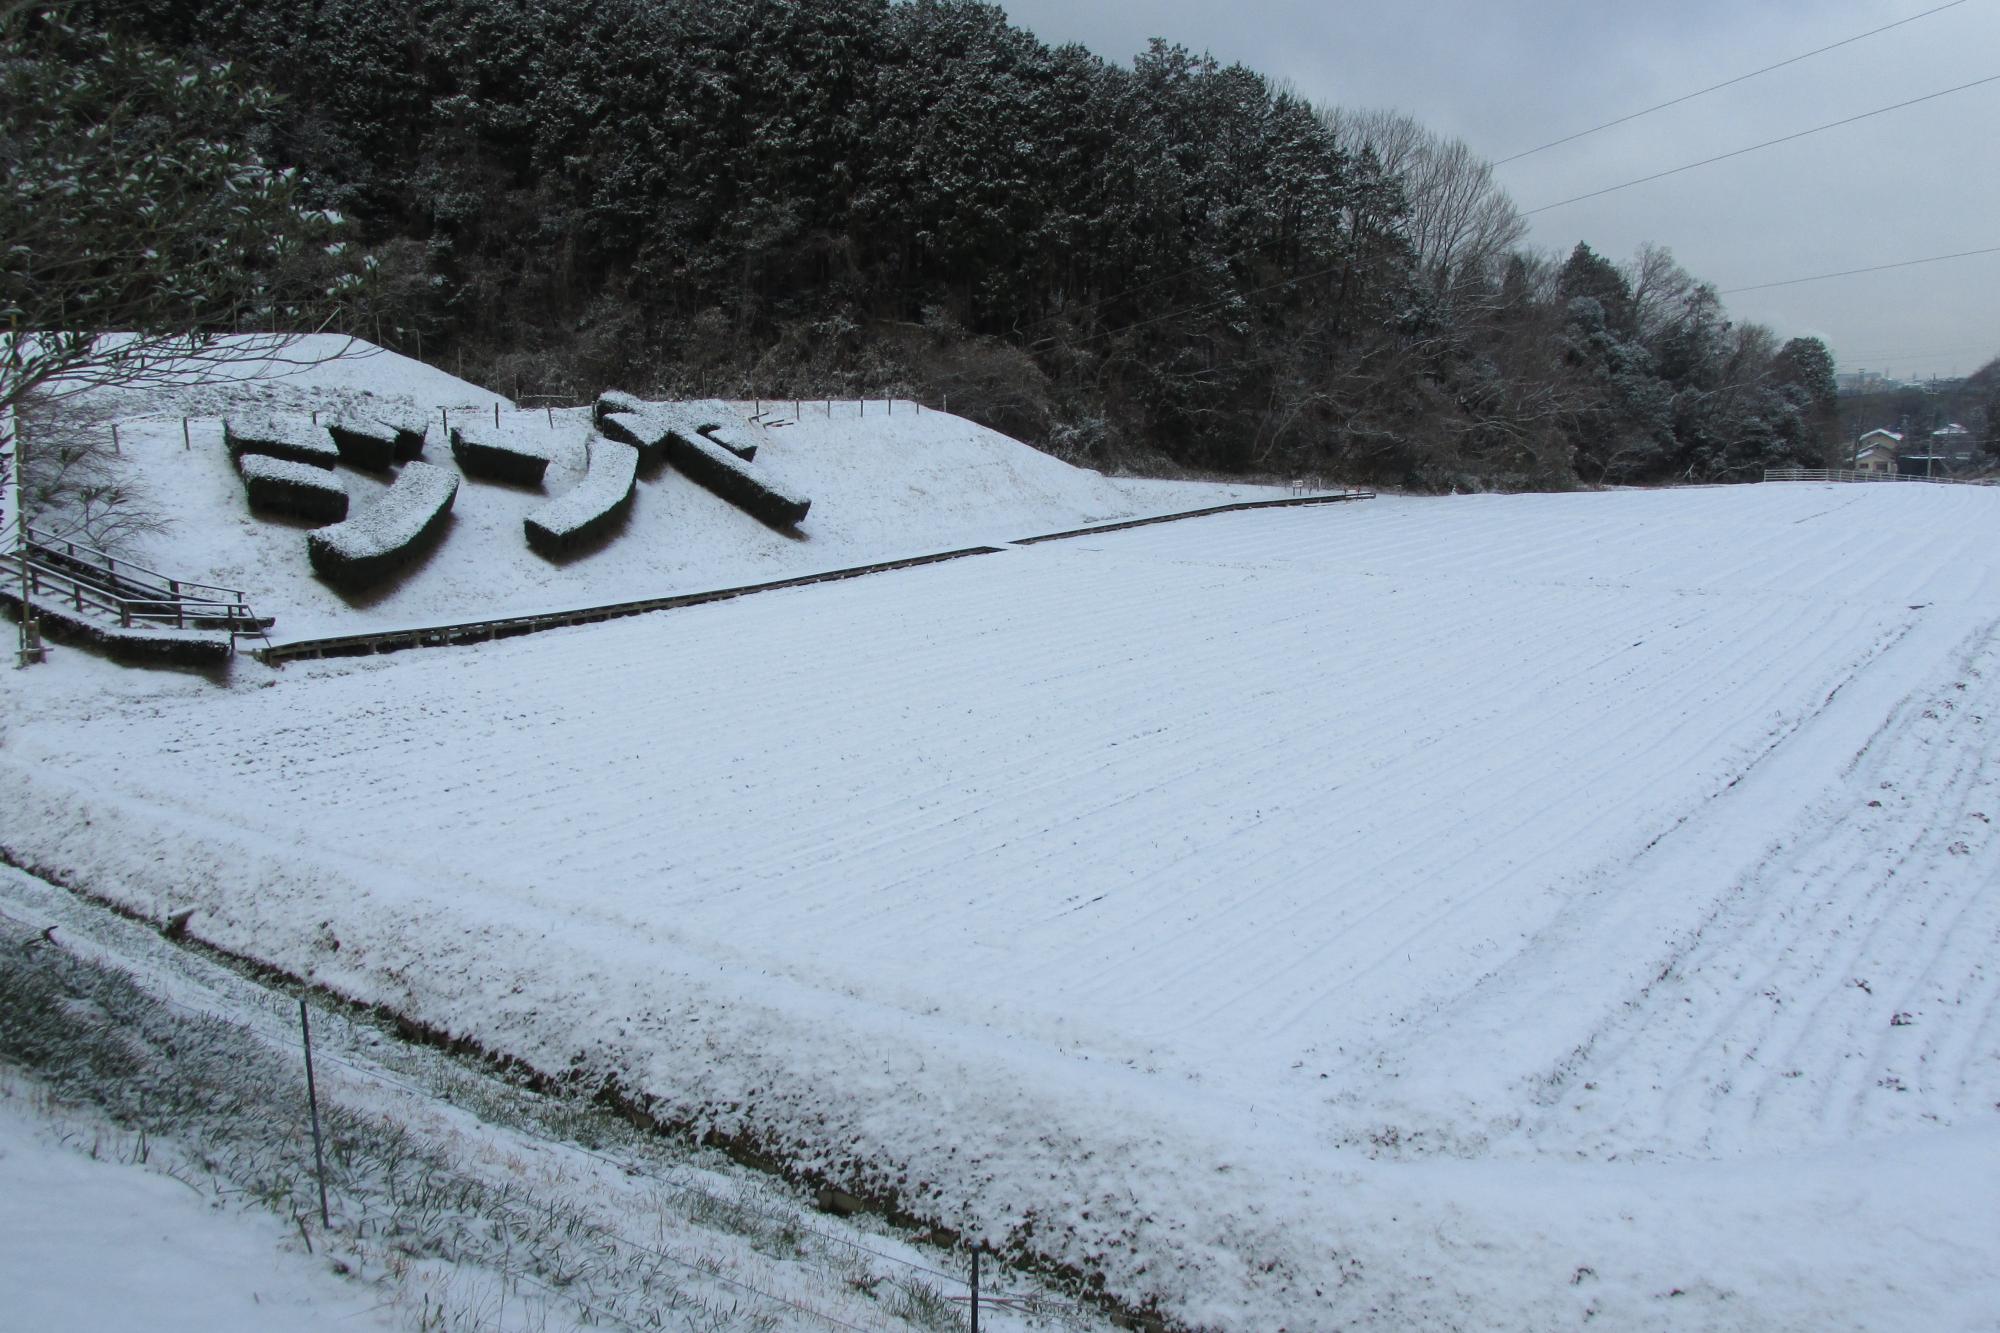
[36,339,1287,644]
[0,866,1110,1333]
[8,479,1999,1329]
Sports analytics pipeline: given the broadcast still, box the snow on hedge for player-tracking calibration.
[324,416,400,470]
[593,389,647,426]
[523,438,639,559]
[237,453,348,524]
[595,411,672,469]
[306,462,458,587]
[449,420,554,487]
[660,410,809,528]
[696,421,758,462]
[223,415,340,470]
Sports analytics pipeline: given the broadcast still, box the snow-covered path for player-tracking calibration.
[7,482,1999,1329]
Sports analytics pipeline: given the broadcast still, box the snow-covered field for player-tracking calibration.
[9,475,1999,1329]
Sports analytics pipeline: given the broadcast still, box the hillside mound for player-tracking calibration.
[68,345,1283,642]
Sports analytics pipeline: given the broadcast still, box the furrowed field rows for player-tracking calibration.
[22,492,1929,1089]
[14,482,2000,1331]
[1545,616,2000,1156]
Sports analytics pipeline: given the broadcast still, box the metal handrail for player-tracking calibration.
[22,556,261,630]
[24,521,250,602]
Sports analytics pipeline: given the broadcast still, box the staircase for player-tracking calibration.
[10,523,273,655]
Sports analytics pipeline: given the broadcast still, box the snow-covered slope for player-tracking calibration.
[58,341,1286,642]
[9,482,1998,1331]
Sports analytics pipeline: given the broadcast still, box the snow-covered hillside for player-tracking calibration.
[9,480,1998,1330]
[51,338,1288,643]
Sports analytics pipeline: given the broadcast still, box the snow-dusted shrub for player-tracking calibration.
[596,410,672,469]
[375,407,433,461]
[660,411,810,528]
[237,452,348,523]
[524,437,638,559]
[324,415,400,470]
[697,421,759,462]
[594,389,647,426]
[223,414,339,469]
[449,419,553,487]
[307,460,457,587]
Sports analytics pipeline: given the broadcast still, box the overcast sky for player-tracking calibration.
[996,0,2000,380]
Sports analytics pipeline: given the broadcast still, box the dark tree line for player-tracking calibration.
[68,0,1845,488]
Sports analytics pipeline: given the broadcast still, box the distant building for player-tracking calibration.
[1854,428,1901,474]
[1931,423,1978,470]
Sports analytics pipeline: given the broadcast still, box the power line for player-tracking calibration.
[1524,72,2000,215]
[1720,244,2000,293]
[1494,0,1970,165]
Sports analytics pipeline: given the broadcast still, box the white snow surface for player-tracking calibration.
[0,1082,401,1333]
[8,481,2000,1330]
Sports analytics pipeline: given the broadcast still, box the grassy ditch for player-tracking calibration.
[0,921,984,1333]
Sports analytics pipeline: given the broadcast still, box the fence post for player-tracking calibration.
[546,405,553,428]
[110,423,120,454]
[439,405,448,431]
[970,1249,979,1333]
[181,417,190,450]
[299,999,331,1229]
[494,402,500,428]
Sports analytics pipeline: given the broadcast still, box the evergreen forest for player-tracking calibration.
[62,0,1858,488]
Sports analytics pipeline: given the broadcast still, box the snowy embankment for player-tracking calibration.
[65,340,1284,643]
[8,482,1999,1330]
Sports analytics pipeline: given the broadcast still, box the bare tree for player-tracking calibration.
[1323,107,1526,304]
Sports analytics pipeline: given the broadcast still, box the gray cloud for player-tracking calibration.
[998,1,2000,378]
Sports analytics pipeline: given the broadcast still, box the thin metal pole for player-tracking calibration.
[970,1249,979,1333]
[494,402,500,428]
[299,999,331,1228]
[110,423,120,454]
[181,417,190,450]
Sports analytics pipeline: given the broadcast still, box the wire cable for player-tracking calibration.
[1524,72,2000,214]
[1494,0,1971,164]
[1719,243,2000,293]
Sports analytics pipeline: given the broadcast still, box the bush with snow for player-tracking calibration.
[306,461,457,587]
[660,408,809,528]
[449,419,554,487]
[524,437,639,559]
[323,415,400,470]
[595,410,671,470]
[223,414,339,470]
[237,452,348,523]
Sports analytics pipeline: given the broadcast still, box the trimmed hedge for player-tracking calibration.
[524,437,639,558]
[449,420,553,487]
[238,453,349,523]
[660,411,810,528]
[325,415,400,470]
[697,421,758,462]
[594,389,647,426]
[596,410,672,469]
[307,461,458,588]
[376,407,432,461]
[224,415,339,469]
